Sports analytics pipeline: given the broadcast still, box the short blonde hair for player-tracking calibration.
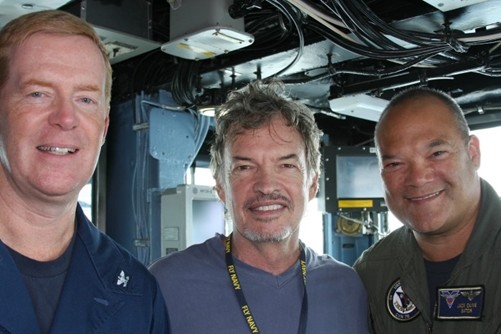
[0,10,112,105]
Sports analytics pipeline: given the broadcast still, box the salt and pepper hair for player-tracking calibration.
[210,80,322,182]
[375,86,470,146]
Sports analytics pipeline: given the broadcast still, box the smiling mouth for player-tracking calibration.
[37,146,77,155]
[253,204,284,211]
[408,191,442,201]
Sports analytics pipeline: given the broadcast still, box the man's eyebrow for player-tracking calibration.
[231,155,252,162]
[380,139,451,161]
[428,139,449,148]
[21,78,50,88]
[22,79,101,94]
[380,153,395,161]
[231,154,299,162]
[279,153,300,161]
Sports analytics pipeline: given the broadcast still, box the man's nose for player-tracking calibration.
[48,98,79,130]
[252,166,280,194]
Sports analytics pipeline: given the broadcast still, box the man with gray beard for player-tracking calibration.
[150,80,369,334]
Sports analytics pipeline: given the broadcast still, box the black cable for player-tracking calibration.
[337,0,401,50]
[264,0,306,79]
[346,0,444,47]
[171,59,200,107]
[307,19,449,60]
[244,9,294,52]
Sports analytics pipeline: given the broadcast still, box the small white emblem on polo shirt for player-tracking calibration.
[117,270,130,287]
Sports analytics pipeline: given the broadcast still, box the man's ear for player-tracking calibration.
[309,174,319,201]
[468,135,481,169]
[101,115,110,146]
[215,182,226,203]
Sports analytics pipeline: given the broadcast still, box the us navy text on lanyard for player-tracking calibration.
[224,234,309,334]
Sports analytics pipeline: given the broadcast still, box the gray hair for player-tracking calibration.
[210,80,322,182]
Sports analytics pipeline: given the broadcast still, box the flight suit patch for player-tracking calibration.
[386,278,420,321]
[436,286,484,320]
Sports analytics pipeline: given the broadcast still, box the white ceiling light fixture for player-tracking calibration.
[0,0,73,27]
[161,0,254,60]
[329,94,389,122]
[161,27,254,60]
[421,0,489,12]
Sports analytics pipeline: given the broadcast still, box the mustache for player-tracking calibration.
[244,192,292,208]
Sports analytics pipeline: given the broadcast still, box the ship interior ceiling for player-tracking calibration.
[91,0,497,150]
[106,0,501,146]
[3,0,501,264]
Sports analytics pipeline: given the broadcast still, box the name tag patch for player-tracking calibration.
[437,286,484,320]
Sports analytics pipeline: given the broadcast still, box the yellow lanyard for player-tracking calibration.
[224,234,308,334]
